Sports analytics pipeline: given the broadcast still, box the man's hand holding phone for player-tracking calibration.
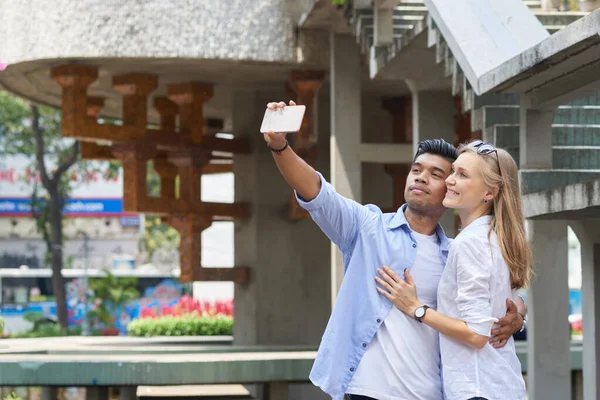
[262,100,306,152]
[263,100,294,149]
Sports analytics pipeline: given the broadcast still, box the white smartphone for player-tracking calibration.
[260,105,306,133]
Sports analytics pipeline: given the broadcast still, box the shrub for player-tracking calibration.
[127,312,232,337]
[10,324,85,339]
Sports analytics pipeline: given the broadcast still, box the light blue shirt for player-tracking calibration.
[297,172,451,400]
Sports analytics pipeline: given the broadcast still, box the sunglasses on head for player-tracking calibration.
[471,140,502,176]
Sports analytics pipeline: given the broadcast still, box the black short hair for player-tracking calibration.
[413,139,458,163]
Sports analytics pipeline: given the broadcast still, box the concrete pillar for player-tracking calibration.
[374,0,394,46]
[519,100,554,169]
[406,82,456,236]
[85,387,109,400]
[119,386,138,400]
[528,220,571,400]
[330,32,362,304]
[232,88,330,400]
[570,219,600,400]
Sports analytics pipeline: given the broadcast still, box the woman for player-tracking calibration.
[376,140,532,400]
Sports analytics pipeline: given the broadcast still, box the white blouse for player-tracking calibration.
[437,215,526,400]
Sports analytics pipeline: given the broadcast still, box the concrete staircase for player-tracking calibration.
[350,0,587,56]
[481,93,600,193]
[345,0,599,195]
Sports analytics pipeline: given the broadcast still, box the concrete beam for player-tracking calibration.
[522,179,600,219]
[479,10,600,95]
[359,143,413,163]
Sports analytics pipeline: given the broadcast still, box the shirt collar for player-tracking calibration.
[387,204,451,252]
[461,214,493,233]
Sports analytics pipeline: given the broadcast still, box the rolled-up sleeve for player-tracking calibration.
[295,171,372,252]
[454,239,499,337]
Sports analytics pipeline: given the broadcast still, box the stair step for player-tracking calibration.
[521,170,600,194]
[554,106,600,124]
[533,11,588,26]
[553,125,600,146]
[474,106,600,131]
[553,148,600,169]
[524,0,542,8]
[490,125,600,148]
[485,124,600,169]
[399,0,426,6]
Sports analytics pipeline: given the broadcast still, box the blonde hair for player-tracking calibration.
[458,142,534,289]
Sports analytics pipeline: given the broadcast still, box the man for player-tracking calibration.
[264,101,526,400]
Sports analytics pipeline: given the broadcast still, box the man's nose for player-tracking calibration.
[415,172,427,183]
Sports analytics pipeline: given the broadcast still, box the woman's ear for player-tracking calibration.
[486,185,499,202]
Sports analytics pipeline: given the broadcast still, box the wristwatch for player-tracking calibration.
[518,312,527,333]
[414,305,430,323]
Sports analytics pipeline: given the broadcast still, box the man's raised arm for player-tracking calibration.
[263,101,372,253]
[264,101,321,201]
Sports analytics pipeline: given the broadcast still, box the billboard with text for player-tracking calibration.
[0,155,134,218]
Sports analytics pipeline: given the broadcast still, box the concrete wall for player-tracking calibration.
[232,88,331,346]
[0,0,314,66]
[361,94,395,210]
[232,87,332,400]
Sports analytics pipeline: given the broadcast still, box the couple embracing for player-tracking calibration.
[264,101,531,400]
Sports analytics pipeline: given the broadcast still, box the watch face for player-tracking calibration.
[415,307,425,318]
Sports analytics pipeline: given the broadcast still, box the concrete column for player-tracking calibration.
[570,219,600,400]
[406,83,456,236]
[330,32,362,304]
[85,387,109,400]
[232,88,330,400]
[528,220,571,400]
[519,99,554,169]
[119,386,138,400]
[374,0,394,46]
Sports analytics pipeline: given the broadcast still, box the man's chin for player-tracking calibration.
[406,198,446,215]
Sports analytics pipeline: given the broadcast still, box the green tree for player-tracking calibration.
[0,91,117,327]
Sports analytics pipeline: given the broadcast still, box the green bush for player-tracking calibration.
[127,313,233,337]
[10,324,85,339]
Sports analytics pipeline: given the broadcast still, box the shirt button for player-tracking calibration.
[412,243,417,248]
[362,343,367,348]
[350,367,355,372]
[376,318,381,323]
